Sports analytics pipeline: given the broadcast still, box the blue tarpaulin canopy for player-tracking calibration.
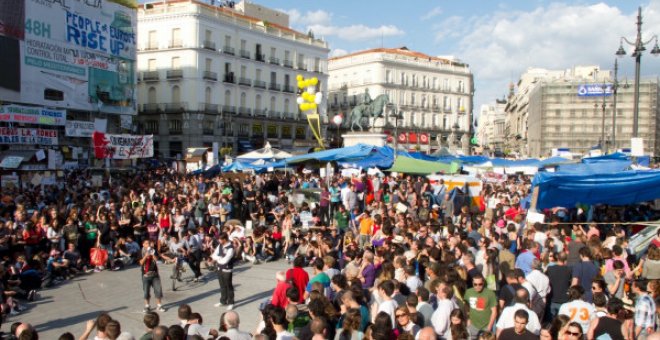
[338,146,395,169]
[284,144,379,164]
[532,170,660,209]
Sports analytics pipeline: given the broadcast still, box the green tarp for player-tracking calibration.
[386,156,460,175]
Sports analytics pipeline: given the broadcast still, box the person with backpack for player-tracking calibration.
[139,240,165,313]
[211,233,235,310]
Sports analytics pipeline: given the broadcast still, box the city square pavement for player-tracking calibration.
[12,260,297,339]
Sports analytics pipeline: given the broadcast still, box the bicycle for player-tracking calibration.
[170,256,188,291]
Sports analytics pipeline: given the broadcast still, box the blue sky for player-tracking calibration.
[254,0,660,113]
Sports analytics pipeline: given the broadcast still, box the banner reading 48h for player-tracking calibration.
[92,131,153,159]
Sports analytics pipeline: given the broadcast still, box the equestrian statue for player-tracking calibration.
[346,89,390,132]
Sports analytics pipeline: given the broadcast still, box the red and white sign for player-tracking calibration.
[0,127,58,145]
[398,133,407,143]
[420,133,429,144]
[92,132,153,159]
[408,132,418,144]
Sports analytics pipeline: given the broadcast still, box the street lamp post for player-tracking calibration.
[616,6,660,138]
[611,59,618,150]
[389,107,403,156]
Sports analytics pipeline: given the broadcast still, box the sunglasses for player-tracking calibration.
[566,331,582,337]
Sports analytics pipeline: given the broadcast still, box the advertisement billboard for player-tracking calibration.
[0,0,137,114]
[577,84,613,97]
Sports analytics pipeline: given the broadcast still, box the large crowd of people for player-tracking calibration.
[0,166,659,340]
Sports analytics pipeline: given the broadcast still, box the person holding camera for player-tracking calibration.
[139,240,166,313]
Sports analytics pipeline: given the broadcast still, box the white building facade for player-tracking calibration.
[477,99,507,154]
[137,0,329,157]
[508,65,659,158]
[327,48,474,153]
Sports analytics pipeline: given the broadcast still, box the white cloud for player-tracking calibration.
[309,24,404,42]
[330,49,349,58]
[283,8,404,42]
[436,1,660,110]
[286,9,332,27]
[421,6,443,21]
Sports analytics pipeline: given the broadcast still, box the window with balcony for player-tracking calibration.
[385,70,392,83]
[147,30,158,50]
[170,28,182,48]
[169,120,183,134]
[144,120,159,134]
[202,120,214,135]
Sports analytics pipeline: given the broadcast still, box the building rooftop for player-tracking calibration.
[139,0,328,49]
[329,47,468,68]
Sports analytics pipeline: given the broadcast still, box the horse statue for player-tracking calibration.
[347,94,390,132]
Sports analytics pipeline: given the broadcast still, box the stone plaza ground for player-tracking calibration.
[12,260,293,339]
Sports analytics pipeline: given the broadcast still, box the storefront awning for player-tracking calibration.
[0,150,37,169]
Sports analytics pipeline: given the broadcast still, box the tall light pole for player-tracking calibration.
[611,59,618,150]
[616,6,660,138]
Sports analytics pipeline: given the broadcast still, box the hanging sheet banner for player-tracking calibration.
[0,104,66,126]
[0,127,58,145]
[65,120,95,137]
[92,131,153,159]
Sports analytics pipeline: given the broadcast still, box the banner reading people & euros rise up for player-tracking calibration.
[0,0,137,114]
[92,131,153,159]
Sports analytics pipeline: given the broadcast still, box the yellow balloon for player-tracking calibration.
[297,81,305,89]
[296,75,303,81]
[299,103,309,111]
[311,77,318,85]
[310,103,317,109]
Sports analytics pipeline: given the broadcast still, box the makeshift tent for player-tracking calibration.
[338,146,395,169]
[538,156,573,166]
[555,159,631,174]
[386,156,460,175]
[237,141,292,160]
[531,169,660,209]
[284,144,378,164]
[428,175,483,207]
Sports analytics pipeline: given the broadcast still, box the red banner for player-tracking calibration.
[408,132,418,144]
[398,133,407,143]
[420,133,429,144]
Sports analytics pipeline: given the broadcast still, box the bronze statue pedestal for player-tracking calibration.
[342,132,387,147]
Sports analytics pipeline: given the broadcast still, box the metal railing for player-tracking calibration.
[202,40,216,50]
[166,69,183,79]
[164,102,187,114]
[222,105,236,114]
[201,103,218,113]
[269,57,280,65]
[142,103,160,114]
[238,77,252,86]
[222,46,235,55]
[203,71,217,81]
[238,107,252,115]
[283,85,295,93]
[269,83,281,91]
[168,40,183,48]
[283,59,293,68]
[142,71,159,82]
[240,49,250,59]
[253,80,266,89]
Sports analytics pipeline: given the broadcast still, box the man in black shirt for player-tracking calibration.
[545,252,572,320]
[499,271,523,310]
[498,309,539,340]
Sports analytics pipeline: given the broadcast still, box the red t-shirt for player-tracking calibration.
[286,267,309,303]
